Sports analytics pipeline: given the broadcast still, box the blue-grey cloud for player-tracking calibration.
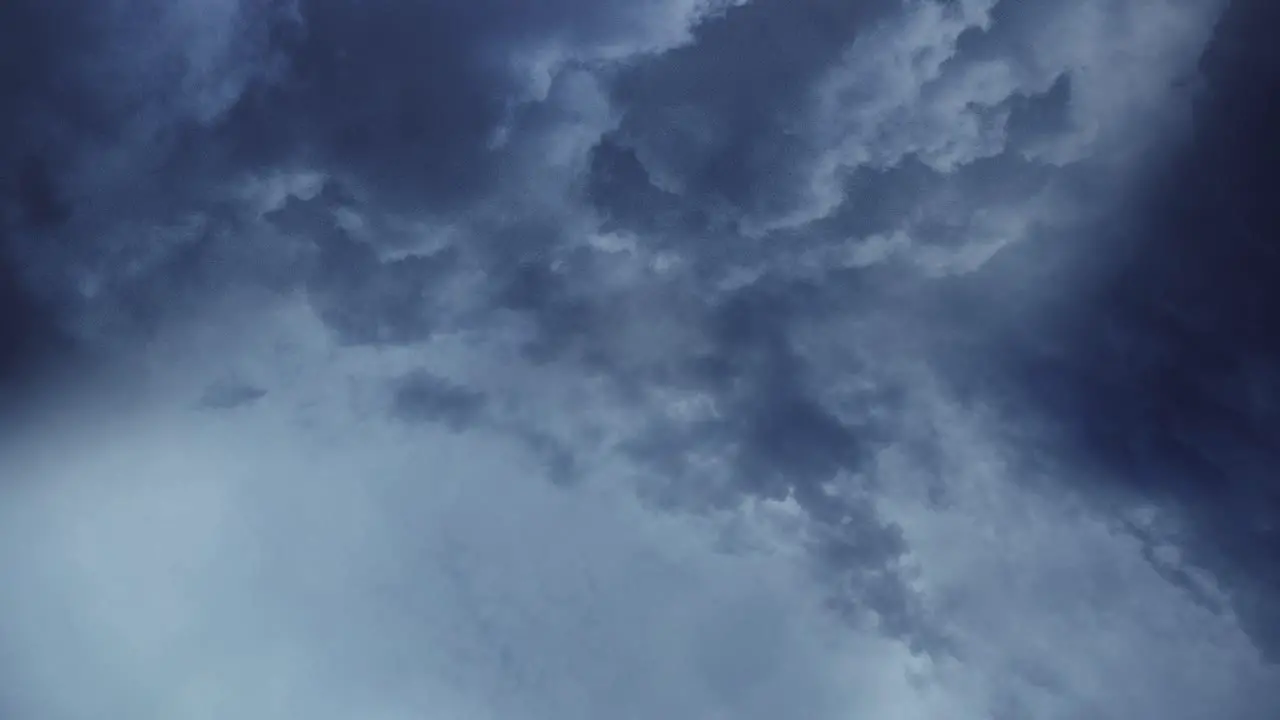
[4,0,1280,717]
[968,0,1280,659]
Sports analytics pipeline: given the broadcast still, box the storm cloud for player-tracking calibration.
[2,0,1279,718]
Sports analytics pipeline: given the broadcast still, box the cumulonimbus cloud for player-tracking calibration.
[3,0,1279,718]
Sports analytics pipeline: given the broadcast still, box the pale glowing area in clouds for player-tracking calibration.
[0,301,921,720]
[1,299,1277,720]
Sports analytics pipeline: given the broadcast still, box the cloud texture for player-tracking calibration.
[2,0,1280,718]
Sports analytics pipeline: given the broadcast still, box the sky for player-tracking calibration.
[1,0,1279,718]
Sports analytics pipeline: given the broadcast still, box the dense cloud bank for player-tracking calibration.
[2,0,1279,718]
[980,0,1280,659]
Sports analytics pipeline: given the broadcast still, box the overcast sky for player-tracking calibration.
[2,1,1280,718]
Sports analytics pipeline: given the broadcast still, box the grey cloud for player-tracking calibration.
[2,392,916,720]
[3,0,1226,526]
[515,429,581,487]
[0,0,291,190]
[6,0,1280,715]
[389,370,486,431]
[0,0,727,320]
[596,0,1217,269]
[208,0,743,216]
[605,0,901,225]
[922,0,1280,659]
[4,0,1213,338]
[199,379,268,410]
[493,256,601,364]
[12,154,72,229]
[0,241,75,416]
[306,230,460,347]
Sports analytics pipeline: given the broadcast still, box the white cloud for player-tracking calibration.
[749,0,1222,261]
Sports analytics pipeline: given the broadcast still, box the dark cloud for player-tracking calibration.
[13,154,73,229]
[4,0,1280,716]
[213,0,506,212]
[607,0,901,221]
[389,370,486,431]
[939,0,1280,658]
[515,429,581,487]
[199,380,268,410]
[0,245,73,416]
[494,256,600,364]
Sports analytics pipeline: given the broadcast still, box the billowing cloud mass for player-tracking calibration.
[2,0,1280,718]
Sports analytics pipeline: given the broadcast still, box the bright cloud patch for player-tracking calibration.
[2,298,1277,719]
